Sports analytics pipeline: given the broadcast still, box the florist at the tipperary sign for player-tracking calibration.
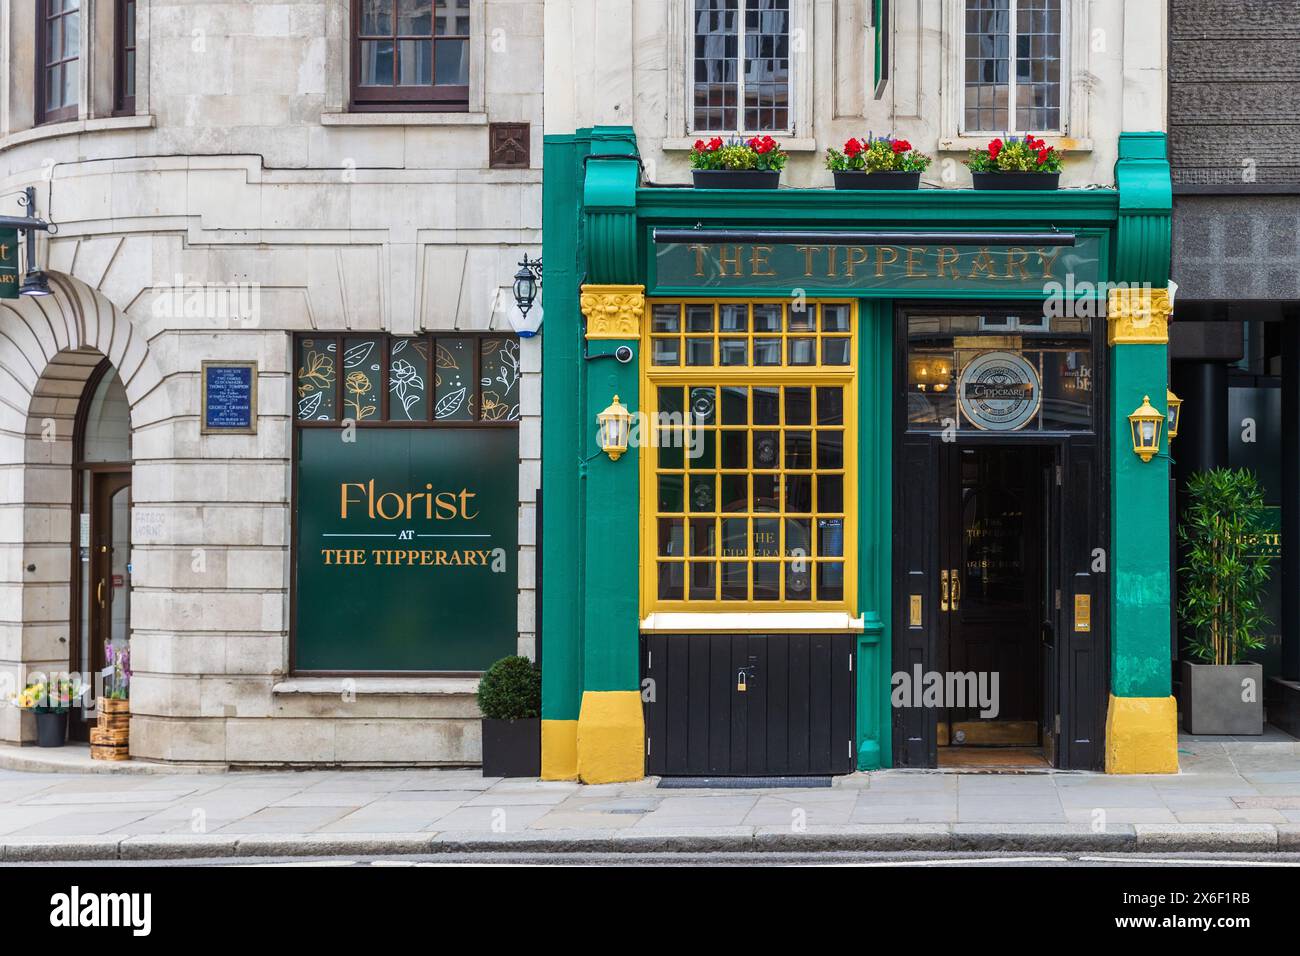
[652,233,1105,297]
[294,427,518,672]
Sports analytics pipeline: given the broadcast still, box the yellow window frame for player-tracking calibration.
[639,298,859,617]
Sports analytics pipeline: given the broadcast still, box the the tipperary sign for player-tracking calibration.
[653,234,1104,295]
[0,229,18,299]
[295,427,518,671]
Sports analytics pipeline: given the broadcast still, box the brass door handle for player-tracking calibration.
[96,580,105,608]
[940,569,949,612]
[950,569,961,611]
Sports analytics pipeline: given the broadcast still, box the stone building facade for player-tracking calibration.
[1,0,542,764]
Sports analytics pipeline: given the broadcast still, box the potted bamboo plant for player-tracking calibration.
[1177,468,1273,735]
[690,135,787,189]
[966,135,1062,189]
[477,655,541,777]
[826,135,931,189]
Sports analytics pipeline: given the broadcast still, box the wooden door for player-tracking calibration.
[74,472,131,740]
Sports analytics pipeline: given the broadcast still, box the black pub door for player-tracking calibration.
[894,439,1105,770]
[642,633,856,776]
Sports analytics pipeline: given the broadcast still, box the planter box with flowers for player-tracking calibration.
[91,641,132,760]
[966,135,1062,189]
[10,676,79,747]
[826,135,931,189]
[690,135,787,189]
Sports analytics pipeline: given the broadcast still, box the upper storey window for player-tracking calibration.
[352,0,470,111]
[692,0,790,134]
[115,0,137,114]
[963,0,1063,134]
[38,0,80,124]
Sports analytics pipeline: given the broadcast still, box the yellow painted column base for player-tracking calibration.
[576,690,645,784]
[540,719,578,781]
[1105,694,1179,774]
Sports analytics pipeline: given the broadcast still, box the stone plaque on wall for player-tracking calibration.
[489,123,531,169]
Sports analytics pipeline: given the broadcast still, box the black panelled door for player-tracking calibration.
[642,633,855,776]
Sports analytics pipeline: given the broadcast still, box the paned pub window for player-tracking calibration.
[643,301,856,612]
[692,0,791,133]
[37,0,81,124]
[964,0,1063,134]
[352,0,470,111]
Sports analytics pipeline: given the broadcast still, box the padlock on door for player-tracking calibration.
[736,668,747,693]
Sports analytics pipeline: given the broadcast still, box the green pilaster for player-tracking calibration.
[856,299,893,770]
[541,133,588,723]
[1110,132,1175,700]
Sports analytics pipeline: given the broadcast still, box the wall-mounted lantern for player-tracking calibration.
[0,187,56,297]
[1166,388,1183,441]
[597,395,632,461]
[509,254,543,337]
[1128,395,1164,462]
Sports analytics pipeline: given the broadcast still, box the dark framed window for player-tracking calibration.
[294,332,521,426]
[37,0,81,125]
[114,0,137,114]
[351,0,470,112]
[964,0,1063,134]
[692,0,790,133]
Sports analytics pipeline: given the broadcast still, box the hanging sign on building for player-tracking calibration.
[653,234,1104,296]
[0,229,19,299]
[957,350,1042,431]
[294,427,519,672]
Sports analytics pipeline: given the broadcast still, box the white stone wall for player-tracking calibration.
[546,0,1168,186]
[0,0,542,764]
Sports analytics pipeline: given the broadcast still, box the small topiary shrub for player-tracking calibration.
[477,655,541,721]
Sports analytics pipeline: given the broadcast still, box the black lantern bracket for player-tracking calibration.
[0,187,59,297]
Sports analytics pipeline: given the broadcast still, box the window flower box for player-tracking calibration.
[690,136,787,189]
[826,136,930,190]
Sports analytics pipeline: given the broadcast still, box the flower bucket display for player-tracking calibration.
[966,135,1062,189]
[690,135,787,189]
[826,135,930,189]
[91,642,132,761]
[9,676,79,748]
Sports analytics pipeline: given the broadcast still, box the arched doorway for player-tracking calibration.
[69,360,132,741]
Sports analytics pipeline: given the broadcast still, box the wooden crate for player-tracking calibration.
[90,743,129,761]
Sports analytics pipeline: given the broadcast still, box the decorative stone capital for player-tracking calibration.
[1106,286,1173,346]
[580,284,645,339]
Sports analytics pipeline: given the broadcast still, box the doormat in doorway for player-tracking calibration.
[657,776,833,789]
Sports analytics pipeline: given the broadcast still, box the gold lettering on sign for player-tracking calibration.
[1005,247,1031,280]
[690,244,708,277]
[1037,247,1063,280]
[906,247,928,278]
[796,245,820,277]
[339,479,478,520]
[750,245,775,276]
[969,248,1002,280]
[845,246,870,277]
[937,247,961,281]
[718,245,742,277]
[875,246,899,277]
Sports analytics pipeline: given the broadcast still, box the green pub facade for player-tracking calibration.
[541,127,1179,782]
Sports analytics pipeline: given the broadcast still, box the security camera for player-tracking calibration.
[614,345,634,364]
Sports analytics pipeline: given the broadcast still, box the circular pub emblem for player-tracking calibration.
[957,350,1042,431]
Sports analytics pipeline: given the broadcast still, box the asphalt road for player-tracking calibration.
[13,850,1300,867]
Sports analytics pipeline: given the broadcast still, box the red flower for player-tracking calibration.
[844,137,863,157]
[707,137,723,151]
[988,137,1003,160]
[694,139,705,151]
[1037,148,1050,164]
[892,139,912,154]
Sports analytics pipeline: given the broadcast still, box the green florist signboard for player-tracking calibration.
[653,233,1105,296]
[0,229,19,299]
[295,427,519,672]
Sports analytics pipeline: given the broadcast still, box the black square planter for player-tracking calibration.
[832,170,922,190]
[481,718,541,777]
[692,169,781,190]
[971,171,1060,190]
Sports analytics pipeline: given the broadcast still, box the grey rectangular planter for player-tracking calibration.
[1182,661,1264,736]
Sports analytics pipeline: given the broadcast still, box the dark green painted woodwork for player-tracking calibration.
[295,427,519,672]
[583,342,641,692]
[856,299,893,770]
[541,133,589,721]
